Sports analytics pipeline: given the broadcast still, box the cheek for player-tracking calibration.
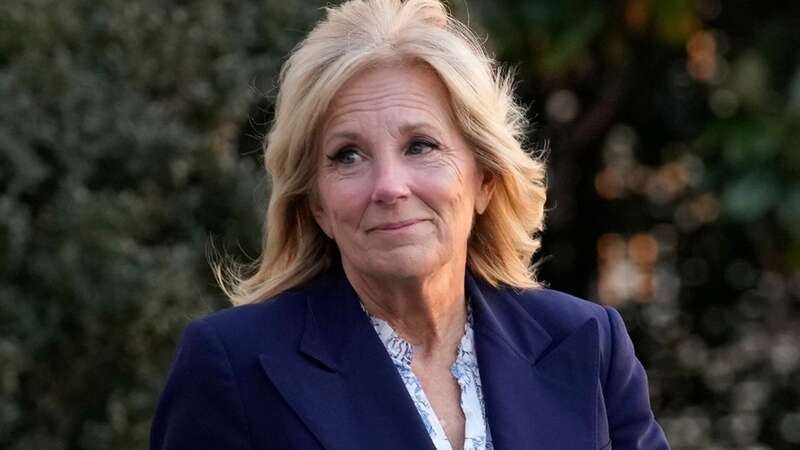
[416,167,471,222]
[434,162,483,235]
[318,179,370,231]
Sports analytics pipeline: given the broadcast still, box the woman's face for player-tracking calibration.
[312,63,493,282]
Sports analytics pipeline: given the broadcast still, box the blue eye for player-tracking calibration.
[407,139,438,155]
[329,147,362,165]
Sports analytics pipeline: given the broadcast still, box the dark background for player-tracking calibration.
[2,0,799,448]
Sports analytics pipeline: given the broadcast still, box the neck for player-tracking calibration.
[342,259,467,358]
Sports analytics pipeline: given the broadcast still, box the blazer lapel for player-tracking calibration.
[259,267,602,449]
[468,275,601,450]
[258,266,435,450]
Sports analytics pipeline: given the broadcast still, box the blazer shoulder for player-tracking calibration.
[190,289,309,354]
[504,286,640,389]
[514,286,608,323]
[503,286,616,346]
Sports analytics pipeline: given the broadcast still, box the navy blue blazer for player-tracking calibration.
[151,264,670,450]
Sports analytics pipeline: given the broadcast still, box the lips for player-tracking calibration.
[368,219,426,232]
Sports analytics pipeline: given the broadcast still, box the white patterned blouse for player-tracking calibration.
[362,300,494,450]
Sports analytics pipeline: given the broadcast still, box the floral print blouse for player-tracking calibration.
[362,300,494,450]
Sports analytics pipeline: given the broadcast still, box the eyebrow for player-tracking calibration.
[399,122,440,135]
[324,122,442,148]
[325,131,360,145]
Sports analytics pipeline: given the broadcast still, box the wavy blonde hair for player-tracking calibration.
[218,0,547,305]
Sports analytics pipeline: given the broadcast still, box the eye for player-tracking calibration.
[407,139,439,156]
[328,147,363,165]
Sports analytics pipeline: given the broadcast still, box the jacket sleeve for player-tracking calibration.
[150,319,253,450]
[603,307,670,450]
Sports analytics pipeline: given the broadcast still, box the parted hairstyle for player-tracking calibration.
[218,0,547,306]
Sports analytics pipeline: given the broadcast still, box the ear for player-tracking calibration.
[475,171,495,215]
[309,195,334,239]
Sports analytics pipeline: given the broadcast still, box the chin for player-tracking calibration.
[360,249,443,280]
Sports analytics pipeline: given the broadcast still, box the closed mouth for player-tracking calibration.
[368,219,426,232]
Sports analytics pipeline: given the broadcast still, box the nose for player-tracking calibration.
[370,156,410,205]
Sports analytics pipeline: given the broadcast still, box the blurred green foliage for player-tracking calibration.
[1,0,799,449]
[1,0,320,448]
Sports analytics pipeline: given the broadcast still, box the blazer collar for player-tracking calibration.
[261,265,601,450]
[298,267,554,372]
[261,264,436,450]
[467,274,601,450]
[466,274,552,364]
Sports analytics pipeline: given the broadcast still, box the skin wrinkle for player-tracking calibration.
[311,62,496,450]
[312,64,493,352]
[320,125,467,258]
[323,108,449,154]
[322,68,449,147]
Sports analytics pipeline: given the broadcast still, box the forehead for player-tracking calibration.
[322,63,456,135]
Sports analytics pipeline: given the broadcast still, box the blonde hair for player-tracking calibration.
[217,0,547,305]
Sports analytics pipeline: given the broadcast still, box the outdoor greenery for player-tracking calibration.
[1,0,799,448]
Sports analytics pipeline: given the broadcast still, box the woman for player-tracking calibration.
[151,1,670,449]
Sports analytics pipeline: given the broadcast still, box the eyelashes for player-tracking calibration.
[326,138,442,166]
[327,147,362,165]
[407,139,440,155]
